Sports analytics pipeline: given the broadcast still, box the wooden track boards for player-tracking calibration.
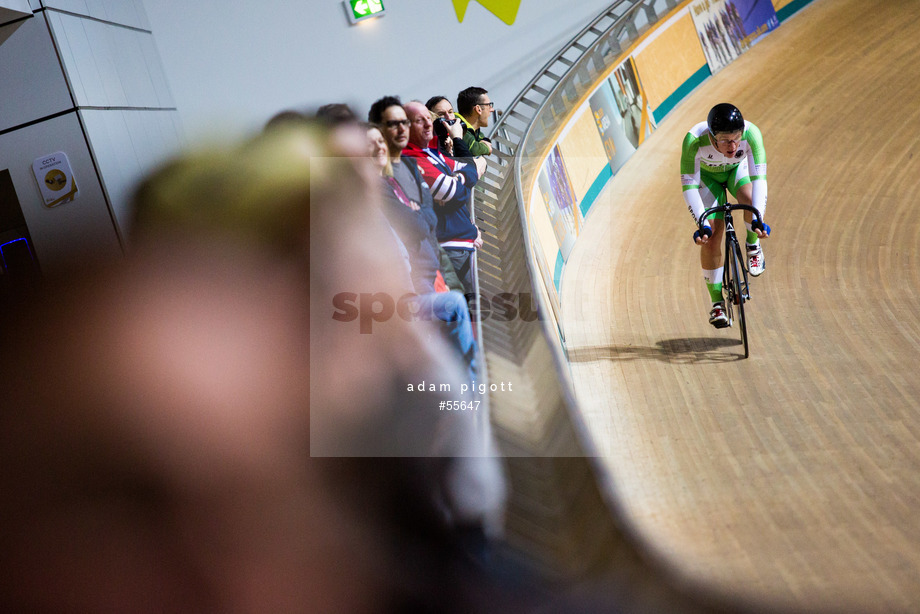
[560,0,920,610]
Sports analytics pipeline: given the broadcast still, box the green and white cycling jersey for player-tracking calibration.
[680,120,767,224]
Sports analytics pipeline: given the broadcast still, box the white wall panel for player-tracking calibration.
[141,33,175,108]
[0,112,122,272]
[82,0,103,18]
[0,14,73,132]
[47,11,170,109]
[0,0,31,12]
[86,16,126,105]
[80,109,184,236]
[46,10,98,105]
[0,1,31,25]
[79,109,137,234]
[39,0,88,17]
[108,24,157,105]
[99,0,149,31]
[0,0,173,272]
[39,0,149,30]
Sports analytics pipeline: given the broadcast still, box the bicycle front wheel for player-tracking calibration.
[729,240,749,358]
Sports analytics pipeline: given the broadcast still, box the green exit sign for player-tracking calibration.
[345,0,386,24]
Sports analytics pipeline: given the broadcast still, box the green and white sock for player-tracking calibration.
[703,267,723,303]
[744,222,759,246]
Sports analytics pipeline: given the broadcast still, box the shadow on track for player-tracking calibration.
[567,336,743,364]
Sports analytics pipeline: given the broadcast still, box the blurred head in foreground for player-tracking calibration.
[0,123,503,612]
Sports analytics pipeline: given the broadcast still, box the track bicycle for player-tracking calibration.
[697,203,767,359]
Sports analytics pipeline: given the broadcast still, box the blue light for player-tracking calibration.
[0,237,35,272]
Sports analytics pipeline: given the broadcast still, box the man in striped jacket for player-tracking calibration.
[402,100,483,296]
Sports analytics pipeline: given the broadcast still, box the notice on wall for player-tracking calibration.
[32,151,78,208]
[690,0,779,74]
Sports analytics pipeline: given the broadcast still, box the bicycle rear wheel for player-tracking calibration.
[729,240,749,358]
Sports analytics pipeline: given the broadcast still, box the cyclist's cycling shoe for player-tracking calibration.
[747,243,765,276]
[709,302,730,328]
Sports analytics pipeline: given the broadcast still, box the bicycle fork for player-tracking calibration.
[724,218,750,305]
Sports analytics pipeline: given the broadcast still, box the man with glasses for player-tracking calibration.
[456,87,494,157]
[402,100,482,297]
[369,95,412,159]
[681,102,770,328]
[368,95,480,385]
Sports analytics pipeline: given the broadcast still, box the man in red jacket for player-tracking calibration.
[402,100,483,296]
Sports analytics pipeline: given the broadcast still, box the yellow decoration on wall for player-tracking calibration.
[452,0,521,25]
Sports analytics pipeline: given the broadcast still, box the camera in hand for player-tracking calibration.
[433,117,453,142]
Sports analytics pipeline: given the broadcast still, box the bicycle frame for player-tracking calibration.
[697,203,763,357]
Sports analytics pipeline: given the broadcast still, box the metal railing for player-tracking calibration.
[472,0,684,578]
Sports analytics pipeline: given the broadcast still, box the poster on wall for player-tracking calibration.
[546,146,580,256]
[588,71,654,178]
[690,0,779,74]
[536,146,580,259]
[546,145,577,225]
[606,56,656,149]
[590,79,640,174]
[527,188,561,299]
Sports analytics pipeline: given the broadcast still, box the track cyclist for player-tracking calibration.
[680,102,770,328]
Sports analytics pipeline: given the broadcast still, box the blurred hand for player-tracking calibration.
[473,228,483,249]
[474,156,487,178]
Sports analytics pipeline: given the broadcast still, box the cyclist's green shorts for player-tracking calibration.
[700,164,752,221]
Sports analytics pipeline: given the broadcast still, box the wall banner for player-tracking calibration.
[690,0,779,74]
[588,82,635,174]
[607,56,657,148]
[536,146,580,259]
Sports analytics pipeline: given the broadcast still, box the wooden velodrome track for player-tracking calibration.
[560,0,920,611]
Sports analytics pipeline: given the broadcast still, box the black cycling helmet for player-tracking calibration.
[707,103,744,134]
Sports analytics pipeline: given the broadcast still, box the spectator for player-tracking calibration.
[367,99,437,292]
[356,116,507,556]
[0,122,514,613]
[368,95,409,159]
[366,121,393,176]
[425,95,477,165]
[264,108,309,131]
[366,120,437,292]
[427,95,456,123]
[365,115,478,387]
[456,86,494,156]
[312,103,370,156]
[315,102,358,126]
[146,120,506,569]
[402,100,483,297]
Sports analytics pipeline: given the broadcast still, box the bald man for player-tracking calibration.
[402,100,482,295]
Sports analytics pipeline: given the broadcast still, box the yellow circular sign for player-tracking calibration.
[45,169,67,191]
